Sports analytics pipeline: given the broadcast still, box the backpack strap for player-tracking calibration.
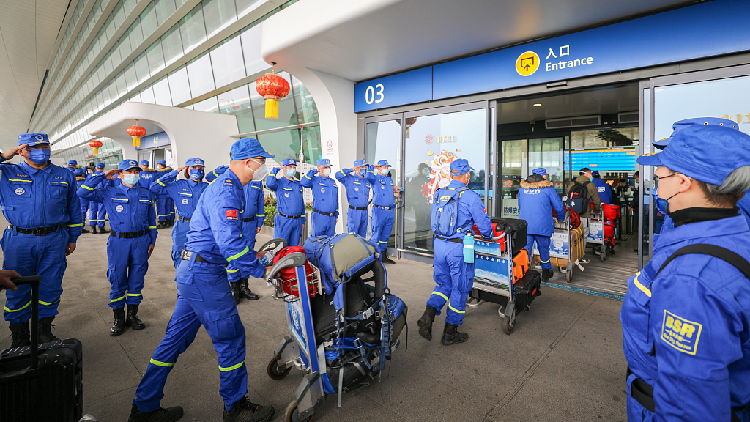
[657,244,750,280]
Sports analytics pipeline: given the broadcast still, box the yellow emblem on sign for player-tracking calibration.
[661,310,702,355]
[516,51,540,76]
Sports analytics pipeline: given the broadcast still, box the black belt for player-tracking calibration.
[177,216,191,222]
[626,368,655,412]
[11,224,64,236]
[242,217,256,222]
[435,235,463,244]
[373,205,393,210]
[313,208,336,217]
[110,230,146,239]
[349,205,368,210]
[180,250,227,266]
[278,212,303,219]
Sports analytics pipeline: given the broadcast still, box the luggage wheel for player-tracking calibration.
[286,400,313,422]
[466,297,483,308]
[498,305,516,335]
[267,356,292,380]
[565,262,574,283]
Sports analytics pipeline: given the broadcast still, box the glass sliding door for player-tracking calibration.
[500,139,526,218]
[528,137,565,196]
[365,117,402,254]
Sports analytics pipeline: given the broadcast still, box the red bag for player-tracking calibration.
[272,246,318,298]
[566,208,581,229]
[602,203,619,221]
[472,223,507,251]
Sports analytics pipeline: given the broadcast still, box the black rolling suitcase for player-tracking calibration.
[491,217,528,255]
[0,276,83,422]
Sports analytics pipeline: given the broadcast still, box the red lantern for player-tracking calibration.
[89,139,103,155]
[127,122,146,148]
[255,64,290,119]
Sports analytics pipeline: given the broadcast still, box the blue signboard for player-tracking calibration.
[135,132,171,150]
[354,0,750,112]
[569,149,637,172]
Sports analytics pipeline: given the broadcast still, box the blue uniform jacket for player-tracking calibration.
[184,169,265,279]
[592,178,613,204]
[89,170,113,201]
[518,179,565,237]
[620,215,750,421]
[739,191,750,229]
[335,169,371,208]
[149,170,208,219]
[241,181,265,233]
[138,169,158,190]
[266,173,305,218]
[78,174,157,245]
[0,161,83,242]
[301,170,339,216]
[154,168,172,199]
[366,170,396,208]
[433,180,494,240]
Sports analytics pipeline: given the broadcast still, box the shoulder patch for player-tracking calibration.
[661,309,702,355]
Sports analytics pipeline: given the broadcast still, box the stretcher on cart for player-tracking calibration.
[532,212,585,283]
[469,218,542,335]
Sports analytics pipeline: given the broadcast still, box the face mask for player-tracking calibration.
[653,188,669,215]
[358,169,366,177]
[422,169,430,176]
[322,168,331,177]
[251,162,268,181]
[28,149,51,164]
[189,169,204,180]
[285,168,296,178]
[380,168,389,175]
[123,174,140,186]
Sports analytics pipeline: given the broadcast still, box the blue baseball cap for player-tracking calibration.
[95,162,105,169]
[118,160,140,171]
[353,159,367,167]
[68,160,77,166]
[532,168,547,176]
[157,160,167,165]
[376,160,390,167]
[74,169,85,177]
[654,117,739,149]
[230,137,274,160]
[592,170,600,177]
[282,158,297,166]
[637,125,750,185]
[140,160,149,166]
[450,159,473,175]
[317,158,331,167]
[19,133,49,147]
[185,158,204,167]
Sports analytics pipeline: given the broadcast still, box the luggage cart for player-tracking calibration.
[470,230,541,335]
[531,212,585,283]
[586,208,607,262]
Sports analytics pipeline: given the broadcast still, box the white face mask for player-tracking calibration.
[249,160,268,181]
[322,168,331,177]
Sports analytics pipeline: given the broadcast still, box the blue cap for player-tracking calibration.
[592,170,600,177]
[230,137,274,160]
[68,160,77,166]
[450,159,473,175]
[654,117,739,149]
[376,160,390,167]
[118,160,140,171]
[353,159,367,167]
[74,169,85,177]
[140,160,149,166]
[19,133,49,147]
[317,159,331,167]
[157,160,167,165]
[95,162,105,169]
[637,125,750,185]
[185,158,204,167]
[282,159,297,166]
[532,168,547,176]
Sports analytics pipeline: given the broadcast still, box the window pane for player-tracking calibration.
[240,25,265,75]
[235,0,266,18]
[141,2,159,36]
[118,34,133,59]
[145,41,165,74]
[168,67,191,105]
[193,96,219,113]
[155,0,177,25]
[130,18,145,50]
[291,75,319,123]
[219,86,254,132]
[152,78,173,106]
[140,86,156,103]
[257,130,299,163]
[187,54,215,97]
[203,0,237,38]
[250,73,296,129]
[134,53,150,83]
[179,5,207,53]
[124,65,138,91]
[161,26,184,67]
[113,5,126,27]
[210,36,245,87]
[300,126,321,165]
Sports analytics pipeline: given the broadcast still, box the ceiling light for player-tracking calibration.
[533,103,542,107]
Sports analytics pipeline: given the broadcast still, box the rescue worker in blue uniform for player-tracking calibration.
[267,159,305,246]
[621,123,750,422]
[149,158,208,268]
[128,138,275,422]
[0,133,83,347]
[88,162,109,234]
[336,159,371,237]
[302,158,339,237]
[155,160,175,228]
[591,170,612,204]
[78,160,157,336]
[67,159,78,172]
[138,160,158,191]
[366,159,400,264]
[519,168,565,282]
[417,159,493,346]
[74,169,90,234]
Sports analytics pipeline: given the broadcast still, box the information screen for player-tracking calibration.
[568,148,636,172]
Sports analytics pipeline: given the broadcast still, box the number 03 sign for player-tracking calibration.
[364,84,384,105]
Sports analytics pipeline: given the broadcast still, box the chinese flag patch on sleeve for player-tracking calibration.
[225,209,238,220]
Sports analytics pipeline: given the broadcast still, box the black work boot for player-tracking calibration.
[542,269,554,282]
[90,226,97,234]
[383,253,396,264]
[239,278,259,300]
[441,323,469,346]
[9,321,30,348]
[38,316,60,343]
[111,307,126,336]
[81,227,90,233]
[223,396,275,422]
[417,306,438,341]
[125,305,146,330]
[128,403,184,422]
[231,282,242,304]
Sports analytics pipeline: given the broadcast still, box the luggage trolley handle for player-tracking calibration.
[10,275,42,369]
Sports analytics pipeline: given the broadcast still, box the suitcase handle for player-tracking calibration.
[10,275,41,287]
[10,275,41,368]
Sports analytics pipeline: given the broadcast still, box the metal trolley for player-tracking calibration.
[586,208,608,262]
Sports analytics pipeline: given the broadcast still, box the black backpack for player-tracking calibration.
[566,181,590,214]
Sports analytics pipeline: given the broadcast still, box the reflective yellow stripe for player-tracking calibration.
[218,360,244,372]
[227,269,239,273]
[150,358,175,367]
[378,241,387,244]
[4,301,31,312]
[158,181,166,186]
[110,295,126,303]
[540,259,549,263]
[55,181,69,185]
[431,291,449,301]
[256,214,264,217]
[633,272,651,298]
[80,185,94,190]
[39,298,61,306]
[448,302,465,314]
[149,226,157,229]
[112,198,127,201]
[227,246,249,262]
[67,223,83,227]
[212,170,218,177]
[178,192,192,196]
[8,179,32,183]
[126,293,142,297]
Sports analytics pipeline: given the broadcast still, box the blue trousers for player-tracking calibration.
[369,207,394,258]
[426,239,474,325]
[107,235,150,309]
[170,219,190,268]
[89,201,106,227]
[274,215,304,247]
[2,229,68,324]
[526,234,552,270]
[80,199,89,225]
[157,197,173,222]
[346,208,368,237]
[133,259,247,412]
[311,211,335,237]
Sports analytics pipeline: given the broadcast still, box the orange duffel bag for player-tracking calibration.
[512,248,530,284]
